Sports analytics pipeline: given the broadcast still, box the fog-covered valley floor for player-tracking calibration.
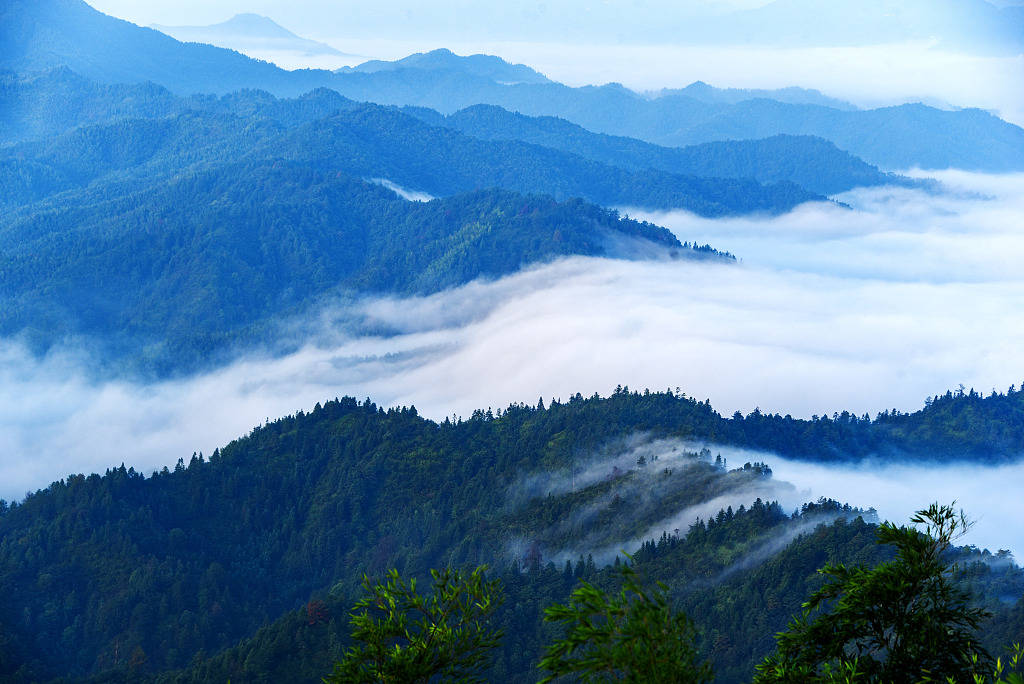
[3,171,1023,554]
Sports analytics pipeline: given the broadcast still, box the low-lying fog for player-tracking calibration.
[514,437,1024,563]
[2,171,1022,558]
[683,442,1024,560]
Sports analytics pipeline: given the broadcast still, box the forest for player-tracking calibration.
[1,389,1022,682]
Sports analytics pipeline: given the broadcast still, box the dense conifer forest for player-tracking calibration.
[1,389,1022,682]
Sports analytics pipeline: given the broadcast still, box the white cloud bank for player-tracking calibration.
[0,171,1022,559]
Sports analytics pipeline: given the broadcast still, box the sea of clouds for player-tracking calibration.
[1,171,1022,555]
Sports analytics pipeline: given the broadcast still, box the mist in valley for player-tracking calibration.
[1,172,1022,558]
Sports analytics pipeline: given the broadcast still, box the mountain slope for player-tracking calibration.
[431,104,905,195]
[1,390,1022,681]
[261,104,821,213]
[652,81,858,110]
[0,156,704,373]
[1,70,822,218]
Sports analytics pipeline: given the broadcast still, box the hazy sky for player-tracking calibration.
[89,0,768,34]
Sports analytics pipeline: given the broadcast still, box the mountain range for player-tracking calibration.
[4,0,1024,171]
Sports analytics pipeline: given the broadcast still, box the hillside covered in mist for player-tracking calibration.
[2,389,1023,682]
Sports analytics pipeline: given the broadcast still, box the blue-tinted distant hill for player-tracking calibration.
[341,48,550,85]
[414,104,907,196]
[0,70,362,146]
[0,71,822,216]
[331,73,1024,171]
[650,81,858,111]
[5,0,1024,171]
[4,79,773,374]
[257,104,821,214]
[151,13,358,60]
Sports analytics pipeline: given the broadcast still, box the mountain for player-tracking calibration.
[6,71,858,376]
[0,148,714,373]
[0,0,331,95]
[339,74,1024,171]
[152,13,354,59]
[259,104,821,214]
[651,81,858,111]
[341,48,551,85]
[0,69,930,198]
[0,70,362,146]
[0,73,822,216]
[4,1,1023,171]
[0,389,1021,682]
[424,104,906,196]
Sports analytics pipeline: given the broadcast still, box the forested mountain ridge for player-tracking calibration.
[257,104,820,213]
[422,104,910,196]
[3,99,818,217]
[0,389,1022,682]
[2,69,903,201]
[4,0,1024,171]
[0,160,708,375]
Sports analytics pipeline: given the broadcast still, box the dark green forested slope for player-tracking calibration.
[1,389,1023,681]
[0,161,704,375]
[426,104,907,196]
[142,505,1021,684]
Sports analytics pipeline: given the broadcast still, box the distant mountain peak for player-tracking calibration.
[187,13,299,40]
[658,81,858,110]
[343,49,551,85]
[151,12,350,58]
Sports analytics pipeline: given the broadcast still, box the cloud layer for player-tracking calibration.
[1,172,1022,560]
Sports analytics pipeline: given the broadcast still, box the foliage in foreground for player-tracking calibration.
[754,503,995,683]
[538,560,713,683]
[324,566,503,683]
